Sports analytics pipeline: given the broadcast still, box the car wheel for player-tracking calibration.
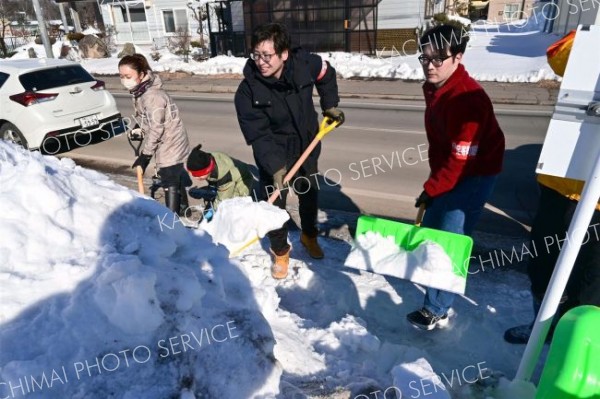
[0,122,28,149]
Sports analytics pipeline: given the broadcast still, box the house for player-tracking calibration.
[240,0,464,55]
[98,0,201,47]
[486,0,537,22]
[98,0,472,56]
[549,0,599,35]
[483,0,599,35]
[375,0,455,54]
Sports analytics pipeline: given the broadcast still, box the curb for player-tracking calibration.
[106,84,556,107]
[100,74,559,106]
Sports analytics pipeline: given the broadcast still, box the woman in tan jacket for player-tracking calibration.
[118,54,191,215]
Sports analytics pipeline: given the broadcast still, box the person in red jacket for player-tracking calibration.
[407,25,505,330]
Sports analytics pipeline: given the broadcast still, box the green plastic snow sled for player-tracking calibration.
[536,305,600,399]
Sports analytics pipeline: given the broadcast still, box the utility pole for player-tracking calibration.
[69,1,82,33]
[31,0,54,58]
[58,3,69,37]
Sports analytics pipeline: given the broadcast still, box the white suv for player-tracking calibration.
[0,58,125,154]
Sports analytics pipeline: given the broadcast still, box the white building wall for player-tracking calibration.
[231,1,244,32]
[101,0,200,45]
[377,0,425,29]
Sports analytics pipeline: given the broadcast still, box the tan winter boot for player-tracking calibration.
[300,232,324,259]
[270,247,291,279]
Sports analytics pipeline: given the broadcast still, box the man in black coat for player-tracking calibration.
[234,22,344,279]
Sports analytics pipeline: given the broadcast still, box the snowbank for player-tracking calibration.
[4,22,559,82]
[0,142,281,398]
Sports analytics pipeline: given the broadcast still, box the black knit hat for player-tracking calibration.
[186,144,214,177]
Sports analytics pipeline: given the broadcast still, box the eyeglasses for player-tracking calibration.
[250,52,277,62]
[418,54,452,67]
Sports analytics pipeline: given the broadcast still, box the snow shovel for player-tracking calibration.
[348,205,473,294]
[127,129,145,195]
[228,117,340,258]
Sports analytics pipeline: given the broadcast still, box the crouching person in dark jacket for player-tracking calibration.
[234,22,344,279]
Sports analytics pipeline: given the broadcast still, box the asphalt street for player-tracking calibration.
[64,74,558,260]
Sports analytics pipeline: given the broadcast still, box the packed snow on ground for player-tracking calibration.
[0,141,547,398]
[5,12,560,83]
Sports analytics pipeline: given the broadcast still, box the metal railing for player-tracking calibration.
[1,36,32,56]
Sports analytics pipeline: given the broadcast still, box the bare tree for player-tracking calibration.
[101,24,118,53]
[40,0,60,21]
[187,0,208,48]
[168,27,192,63]
[0,0,20,56]
[446,0,469,17]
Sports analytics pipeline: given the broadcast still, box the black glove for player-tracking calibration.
[415,190,433,208]
[323,107,345,126]
[132,153,152,174]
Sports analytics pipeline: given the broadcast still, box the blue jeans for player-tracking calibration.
[422,175,498,316]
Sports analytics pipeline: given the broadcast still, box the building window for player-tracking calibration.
[503,3,520,21]
[119,5,147,23]
[162,9,188,33]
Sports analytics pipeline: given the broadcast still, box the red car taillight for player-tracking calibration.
[9,91,59,107]
[91,80,105,91]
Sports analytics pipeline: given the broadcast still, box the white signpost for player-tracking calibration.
[516,23,600,382]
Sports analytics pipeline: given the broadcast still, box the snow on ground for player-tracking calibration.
[5,15,560,83]
[0,140,543,399]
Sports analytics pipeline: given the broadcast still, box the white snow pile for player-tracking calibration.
[201,197,289,254]
[0,141,281,398]
[344,232,466,294]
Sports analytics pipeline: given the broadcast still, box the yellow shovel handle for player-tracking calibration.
[231,117,340,258]
[136,166,145,195]
[229,236,259,258]
[267,117,340,204]
[316,117,340,139]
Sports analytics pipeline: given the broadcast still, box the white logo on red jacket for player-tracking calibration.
[452,141,478,160]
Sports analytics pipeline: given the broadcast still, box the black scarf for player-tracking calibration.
[130,77,154,98]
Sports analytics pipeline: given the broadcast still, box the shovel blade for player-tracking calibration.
[354,215,473,291]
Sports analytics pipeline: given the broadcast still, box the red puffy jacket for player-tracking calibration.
[423,64,505,197]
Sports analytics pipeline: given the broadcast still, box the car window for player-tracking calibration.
[19,65,95,91]
[0,72,8,88]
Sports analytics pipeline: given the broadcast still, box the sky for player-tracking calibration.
[0,15,568,399]
[6,16,560,83]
